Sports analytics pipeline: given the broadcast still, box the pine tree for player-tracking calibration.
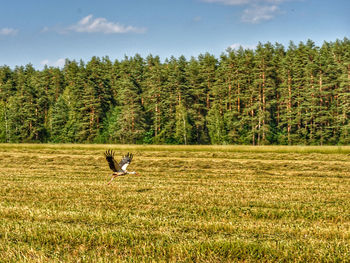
[163,56,189,144]
[107,56,145,143]
[84,56,114,142]
[207,101,226,144]
[0,100,8,142]
[238,48,258,144]
[335,38,350,144]
[293,42,312,144]
[278,41,298,144]
[271,42,285,144]
[175,102,192,144]
[312,42,338,144]
[0,66,14,142]
[100,105,121,143]
[50,95,69,142]
[206,53,230,144]
[7,65,48,142]
[252,42,276,144]
[215,50,240,143]
[143,55,167,143]
[115,75,145,143]
[186,56,209,144]
[62,60,87,142]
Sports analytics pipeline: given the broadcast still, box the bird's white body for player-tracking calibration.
[121,163,129,172]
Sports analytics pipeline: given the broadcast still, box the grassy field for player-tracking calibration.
[0,144,350,262]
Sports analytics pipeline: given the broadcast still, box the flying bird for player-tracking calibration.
[104,150,139,185]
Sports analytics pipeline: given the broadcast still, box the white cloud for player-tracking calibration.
[0,28,18,36]
[40,59,50,65]
[193,16,202,22]
[201,0,253,5]
[53,58,66,67]
[241,5,280,23]
[229,43,256,49]
[201,0,285,5]
[200,0,288,23]
[41,26,49,33]
[67,14,146,34]
[40,58,66,68]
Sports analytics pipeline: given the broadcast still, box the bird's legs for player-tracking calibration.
[107,172,125,185]
[107,171,140,185]
[107,175,116,185]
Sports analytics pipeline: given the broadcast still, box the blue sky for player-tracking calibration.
[0,0,349,69]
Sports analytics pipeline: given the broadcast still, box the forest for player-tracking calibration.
[0,38,349,145]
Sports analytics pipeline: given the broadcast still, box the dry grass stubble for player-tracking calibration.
[0,144,350,262]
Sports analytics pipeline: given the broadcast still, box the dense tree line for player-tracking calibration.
[0,39,349,145]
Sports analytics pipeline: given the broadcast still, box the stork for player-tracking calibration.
[104,150,139,185]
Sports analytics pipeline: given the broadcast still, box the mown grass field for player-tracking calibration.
[0,144,350,262]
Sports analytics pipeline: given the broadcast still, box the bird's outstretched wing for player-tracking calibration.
[119,152,133,172]
[104,150,122,172]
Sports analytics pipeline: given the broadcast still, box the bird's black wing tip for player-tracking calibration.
[104,149,115,158]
